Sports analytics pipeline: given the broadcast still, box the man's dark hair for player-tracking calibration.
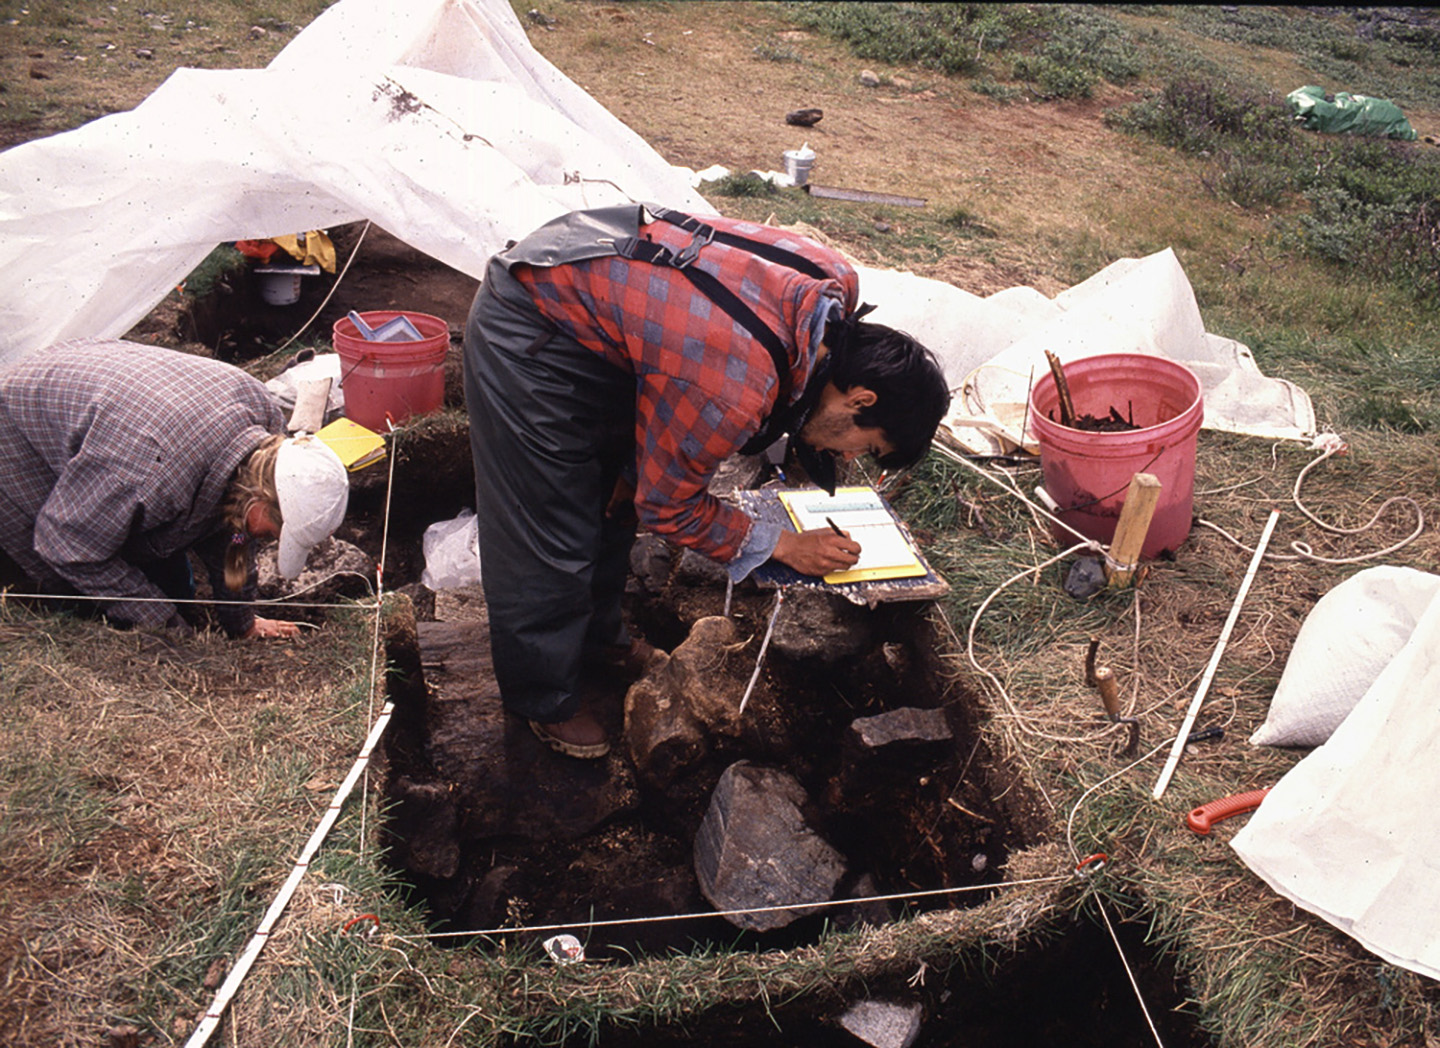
[829,321,951,468]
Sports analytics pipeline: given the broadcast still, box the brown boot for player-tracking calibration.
[528,707,611,759]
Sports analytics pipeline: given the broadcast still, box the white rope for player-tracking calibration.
[390,873,1073,942]
[1096,896,1167,1048]
[272,220,372,355]
[1062,739,1176,1048]
[964,541,1112,745]
[182,420,403,1047]
[1153,510,1279,800]
[935,443,1101,549]
[1197,439,1423,565]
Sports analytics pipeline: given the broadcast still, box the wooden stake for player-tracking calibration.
[1044,350,1076,428]
[1152,510,1280,800]
[1105,473,1162,587]
[1094,667,1121,719]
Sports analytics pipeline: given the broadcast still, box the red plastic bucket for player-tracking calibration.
[1029,353,1204,558]
[333,311,449,431]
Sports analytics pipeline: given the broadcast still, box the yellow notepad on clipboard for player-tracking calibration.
[316,416,387,472]
[777,486,926,585]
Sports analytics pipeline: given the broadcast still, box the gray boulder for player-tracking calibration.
[693,761,846,932]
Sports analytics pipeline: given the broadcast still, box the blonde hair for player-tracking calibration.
[220,434,285,592]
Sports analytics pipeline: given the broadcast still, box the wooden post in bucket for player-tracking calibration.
[1105,472,1162,588]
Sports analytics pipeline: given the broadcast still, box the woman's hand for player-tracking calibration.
[245,616,303,639]
[771,527,861,577]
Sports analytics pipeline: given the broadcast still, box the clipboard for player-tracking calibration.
[316,416,388,472]
[776,486,927,585]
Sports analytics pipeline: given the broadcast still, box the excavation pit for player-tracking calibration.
[368,439,1047,964]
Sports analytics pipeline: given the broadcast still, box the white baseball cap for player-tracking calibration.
[274,435,350,580]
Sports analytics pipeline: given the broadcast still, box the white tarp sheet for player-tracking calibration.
[0,0,1313,445]
[1232,579,1440,980]
[859,248,1315,451]
[0,0,714,364]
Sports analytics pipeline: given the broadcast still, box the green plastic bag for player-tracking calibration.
[1287,85,1417,140]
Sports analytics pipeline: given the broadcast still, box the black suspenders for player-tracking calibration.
[612,207,831,416]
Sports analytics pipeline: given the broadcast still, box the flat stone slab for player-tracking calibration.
[839,999,923,1048]
[850,707,953,750]
[693,761,846,932]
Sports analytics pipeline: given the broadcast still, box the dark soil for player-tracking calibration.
[597,909,1206,1047]
[1062,406,1142,432]
[381,571,1027,962]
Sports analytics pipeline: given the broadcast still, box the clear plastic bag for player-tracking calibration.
[420,508,481,591]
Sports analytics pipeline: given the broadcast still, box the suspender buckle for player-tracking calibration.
[672,224,714,269]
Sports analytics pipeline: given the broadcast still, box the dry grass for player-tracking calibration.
[903,423,1440,1047]
[0,601,397,1045]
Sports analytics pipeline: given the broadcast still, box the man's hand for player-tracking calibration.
[771,527,861,577]
[606,475,637,521]
[245,616,303,640]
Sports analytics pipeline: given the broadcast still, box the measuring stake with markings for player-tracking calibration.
[1152,510,1280,800]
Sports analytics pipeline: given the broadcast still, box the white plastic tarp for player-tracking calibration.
[0,0,1313,447]
[0,0,714,365]
[859,248,1315,451]
[1232,578,1440,980]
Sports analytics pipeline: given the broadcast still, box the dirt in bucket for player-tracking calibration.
[1052,403,1142,432]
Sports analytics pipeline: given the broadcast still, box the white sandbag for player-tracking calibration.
[420,508,482,591]
[264,352,346,422]
[1250,565,1440,747]
[1232,583,1440,980]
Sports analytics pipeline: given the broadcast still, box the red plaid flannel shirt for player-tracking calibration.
[514,216,859,562]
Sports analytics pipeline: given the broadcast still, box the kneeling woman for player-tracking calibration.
[0,338,350,639]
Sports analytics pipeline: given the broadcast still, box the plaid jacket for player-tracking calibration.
[514,214,859,561]
[0,338,282,631]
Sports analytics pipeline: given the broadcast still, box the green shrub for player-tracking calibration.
[183,245,246,299]
[1203,153,1294,210]
[706,172,781,198]
[1107,79,1293,154]
[968,76,1022,103]
[941,206,997,237]
[1012,50,1095,100]
[752,42,803,63]
[785,2,988,75]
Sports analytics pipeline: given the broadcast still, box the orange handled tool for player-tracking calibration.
[1186,787,1271,835]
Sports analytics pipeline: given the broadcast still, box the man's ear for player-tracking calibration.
[845,386,878,411]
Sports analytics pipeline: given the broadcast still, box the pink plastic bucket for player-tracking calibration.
[333,311,449,431]
[1029,353,1204,558]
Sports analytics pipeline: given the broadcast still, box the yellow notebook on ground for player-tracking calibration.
[316,417,387,472]
[777,486,927,585]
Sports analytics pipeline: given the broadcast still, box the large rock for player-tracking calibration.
[625,615,753,784]
[675,546,729,587]
[772,587,873,661]
[693,761,847,932]
[628,534,674,596]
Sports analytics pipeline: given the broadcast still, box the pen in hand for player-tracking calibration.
[826,516,845,537]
